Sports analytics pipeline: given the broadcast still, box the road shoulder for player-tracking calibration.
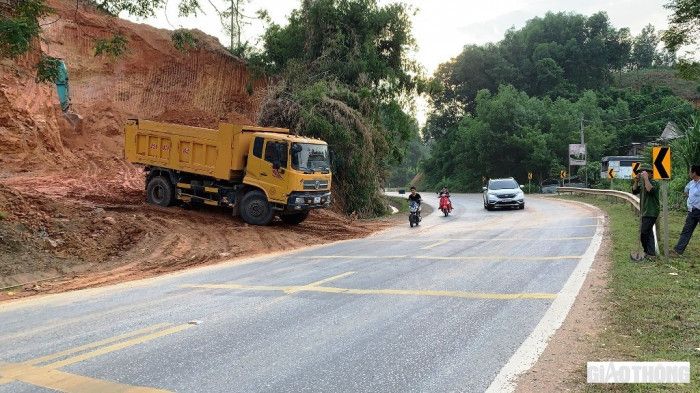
[514,209,612,392]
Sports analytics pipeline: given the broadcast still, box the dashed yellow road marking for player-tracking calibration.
[1,323,192,392]
[43,324,193,370]
[183,283,556,300]
[420,240,448,250]
[24,323,173,366]
[0,362,170,392]
[285,271,355,294]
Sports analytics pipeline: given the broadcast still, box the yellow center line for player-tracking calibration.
[297,255,581,261]
[0,363,171,393]
[183,283,556,300]
[42,324,194,370]
[23,323,173,366]
[415,255,582,261]
[302,255,407,259]
[420,240,448,250]
[285,271,355,294]
[370,237,593,242]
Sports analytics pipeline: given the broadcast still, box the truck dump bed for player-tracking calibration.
[124,119,289,181]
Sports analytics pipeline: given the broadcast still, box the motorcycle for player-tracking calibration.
[408,201,421,227]
[439,194,452,217]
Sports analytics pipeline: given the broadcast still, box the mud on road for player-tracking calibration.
[0,176,396,301]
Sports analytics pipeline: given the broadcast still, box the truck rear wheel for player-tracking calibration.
[240,190,274,225]
[146,176,175,207]
[281,211,309,225]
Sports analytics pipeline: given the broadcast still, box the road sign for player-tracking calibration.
[631,162,640,179]
[528,172,533,180]
[569,144,587,166]
[560,170,567,179]
[652,147,671,180]
[608,168,616,179]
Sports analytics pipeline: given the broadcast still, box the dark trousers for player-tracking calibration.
[641,216,657,256]
[674,208,700,254]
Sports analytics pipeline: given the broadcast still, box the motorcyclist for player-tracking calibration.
[408,186,422,215]
[439,187,452,212]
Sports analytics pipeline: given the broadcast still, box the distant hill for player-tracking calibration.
[616,68,700,104]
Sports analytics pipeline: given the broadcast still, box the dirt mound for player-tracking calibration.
[0,182,392,299]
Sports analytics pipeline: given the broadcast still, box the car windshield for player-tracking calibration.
[489,180,518,190]
[291,143,330,173]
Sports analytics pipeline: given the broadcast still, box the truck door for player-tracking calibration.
[257,139,289,202]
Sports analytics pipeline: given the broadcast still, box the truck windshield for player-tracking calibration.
[291,143,330,173]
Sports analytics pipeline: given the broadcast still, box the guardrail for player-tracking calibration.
[556,187,659,255]
[556,187,640,211]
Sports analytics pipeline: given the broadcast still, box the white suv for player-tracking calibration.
[483,178,525,210]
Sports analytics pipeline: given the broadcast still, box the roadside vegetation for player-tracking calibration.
[421,11,698,193]
[560,195,699,391]
[384,196,409,215]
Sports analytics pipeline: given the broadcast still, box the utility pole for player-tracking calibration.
[581,116,588,188]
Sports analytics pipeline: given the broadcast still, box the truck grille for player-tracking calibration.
[303,180,329,190]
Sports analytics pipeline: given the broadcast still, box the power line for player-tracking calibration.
[582,101,690,124]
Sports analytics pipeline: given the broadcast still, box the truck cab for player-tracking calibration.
[243,133,332,223]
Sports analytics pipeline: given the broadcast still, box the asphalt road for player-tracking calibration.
[0,193,602,393]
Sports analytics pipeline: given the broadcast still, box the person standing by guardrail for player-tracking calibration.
[632,164,660,259]
[671,165,700,257]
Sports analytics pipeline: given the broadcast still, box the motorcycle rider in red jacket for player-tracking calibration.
[439,187,453,212]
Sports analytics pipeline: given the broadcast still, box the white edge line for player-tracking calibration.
[485,200,605,393]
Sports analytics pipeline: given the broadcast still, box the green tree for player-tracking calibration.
[662,0,700,52]
[662,0,700,80]
[257,0,419,216]
[0,0,52,58]
[631,24,658,69]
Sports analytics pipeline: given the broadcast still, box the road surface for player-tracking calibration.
[0,194,603,392]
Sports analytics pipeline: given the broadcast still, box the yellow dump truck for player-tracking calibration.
[124,119,332,225]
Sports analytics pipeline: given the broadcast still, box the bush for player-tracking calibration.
[94,33,128,57]
[171,29,197,52]
[35,54,61,83]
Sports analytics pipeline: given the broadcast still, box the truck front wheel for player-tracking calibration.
[280,211,309,225]
[240,190,275,225]
[146,176,175,207]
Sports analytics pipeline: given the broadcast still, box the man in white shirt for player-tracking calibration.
[672,165,700,256]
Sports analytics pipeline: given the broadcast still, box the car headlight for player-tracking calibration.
[294,197,304,204]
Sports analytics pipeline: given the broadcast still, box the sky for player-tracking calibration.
[125,0,680,125]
